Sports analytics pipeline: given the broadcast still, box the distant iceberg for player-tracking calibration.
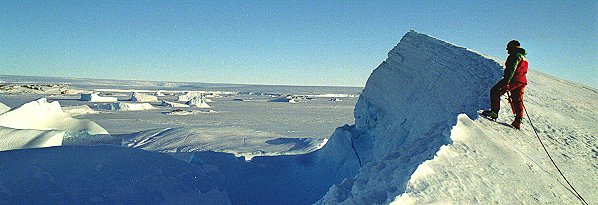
[0,98,109,151]
[130,92,158,102]
[97,102,156,111]
[80,93,118,102]
[160,100,190,108]
[186,97,211,108]
[269,95,298,103]
[62,105,98,116]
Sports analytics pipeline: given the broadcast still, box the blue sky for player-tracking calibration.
[1,1,596,87]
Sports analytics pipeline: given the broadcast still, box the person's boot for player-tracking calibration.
[481,110,498,120]
[511,117,522,130]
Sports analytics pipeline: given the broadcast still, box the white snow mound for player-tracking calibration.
[0,98,108,135]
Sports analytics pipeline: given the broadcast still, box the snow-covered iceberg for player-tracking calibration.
[97,102,156,111]
[0,98,108,151]
[0,98,108,135]
[160,100,190,108]
[177,92,203,101]
[80,93,118,102]
[130,92,158,102]
[62,105,98,116]
[186,97,211,108]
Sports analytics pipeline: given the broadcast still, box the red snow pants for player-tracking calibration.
[490,80,526,119]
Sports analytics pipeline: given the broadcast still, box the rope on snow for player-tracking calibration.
[521,100,589,205]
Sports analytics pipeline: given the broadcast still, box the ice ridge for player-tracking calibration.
[317,30,503,204]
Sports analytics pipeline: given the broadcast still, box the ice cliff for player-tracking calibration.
[316,31,503,204]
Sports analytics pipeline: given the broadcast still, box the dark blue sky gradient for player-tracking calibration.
[1,1,596,87]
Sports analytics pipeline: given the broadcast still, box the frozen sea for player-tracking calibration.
[0,75,361,140]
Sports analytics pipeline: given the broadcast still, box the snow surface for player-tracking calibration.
[121,127,325,159]
[0,146,230,204]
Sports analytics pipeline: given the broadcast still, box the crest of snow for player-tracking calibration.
[160,100,190,108]
[96,101,156,111]
[0,98,108,135]
[121,127,324,159]
[129,92,158,102]
[62,105,98,116]
[80,93,118,102]
[0,102,9,115]
[316,30,503,204]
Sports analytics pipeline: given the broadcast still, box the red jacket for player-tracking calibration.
[504,48,528,85]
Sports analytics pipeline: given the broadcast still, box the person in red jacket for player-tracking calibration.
[482,40,528,129]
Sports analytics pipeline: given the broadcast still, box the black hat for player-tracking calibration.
[507,40,520,48]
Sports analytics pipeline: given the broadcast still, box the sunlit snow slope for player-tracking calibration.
[317,31,597,204]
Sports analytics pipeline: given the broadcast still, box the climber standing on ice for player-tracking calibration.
[482,40,528,129]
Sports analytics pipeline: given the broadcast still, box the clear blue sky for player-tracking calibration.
[1,1,596,88]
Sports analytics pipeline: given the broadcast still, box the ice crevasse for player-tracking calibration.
[316,30,503,204]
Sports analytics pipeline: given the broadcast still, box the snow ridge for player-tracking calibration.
[317,31,503,204]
